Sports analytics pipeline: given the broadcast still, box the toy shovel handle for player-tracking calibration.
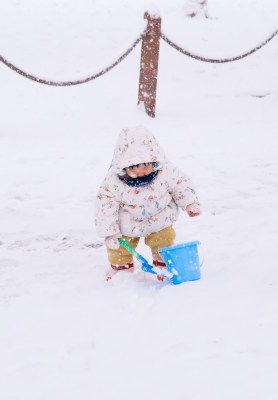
[118,238,148,264]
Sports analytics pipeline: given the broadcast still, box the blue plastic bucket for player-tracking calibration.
[159,241,201,285]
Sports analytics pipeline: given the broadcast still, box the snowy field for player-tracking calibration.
[1,0,278,399]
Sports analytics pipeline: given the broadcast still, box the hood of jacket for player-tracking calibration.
[110,126,167,175]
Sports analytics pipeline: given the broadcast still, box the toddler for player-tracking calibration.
[95,126,201,279]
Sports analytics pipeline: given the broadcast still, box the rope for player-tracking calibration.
[161,27,278,63]
[0,33,144,86]
[2,24,278,84]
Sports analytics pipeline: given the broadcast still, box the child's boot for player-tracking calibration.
[153,259,167,267]
[105,263,134,281]
[153,259,167,281]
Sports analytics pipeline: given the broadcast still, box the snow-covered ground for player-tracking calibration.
[1,1,278,399]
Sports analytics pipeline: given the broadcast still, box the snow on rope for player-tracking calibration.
[0,33,144,86]
[161,27,278,63]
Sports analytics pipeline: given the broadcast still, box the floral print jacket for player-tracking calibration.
[95,126,199,238]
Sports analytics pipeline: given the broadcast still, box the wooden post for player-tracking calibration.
[138,12,161,118]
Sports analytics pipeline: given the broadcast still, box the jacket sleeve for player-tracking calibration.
[166,162,199,209]
[95,176,121,238]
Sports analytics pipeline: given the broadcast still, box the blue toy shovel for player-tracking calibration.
[118,238,172,281]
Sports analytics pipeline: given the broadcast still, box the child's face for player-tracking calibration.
[125,162,153,178]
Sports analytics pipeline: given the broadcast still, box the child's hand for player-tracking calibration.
[105,233,122,249]
[186,203,201,217]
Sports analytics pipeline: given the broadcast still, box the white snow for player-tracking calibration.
[1,0,278,399]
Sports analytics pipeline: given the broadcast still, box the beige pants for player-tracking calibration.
[107,225,176,265]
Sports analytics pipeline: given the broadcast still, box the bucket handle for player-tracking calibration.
[198,242,204,267]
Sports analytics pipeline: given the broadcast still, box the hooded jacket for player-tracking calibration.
[95,126,199,238]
